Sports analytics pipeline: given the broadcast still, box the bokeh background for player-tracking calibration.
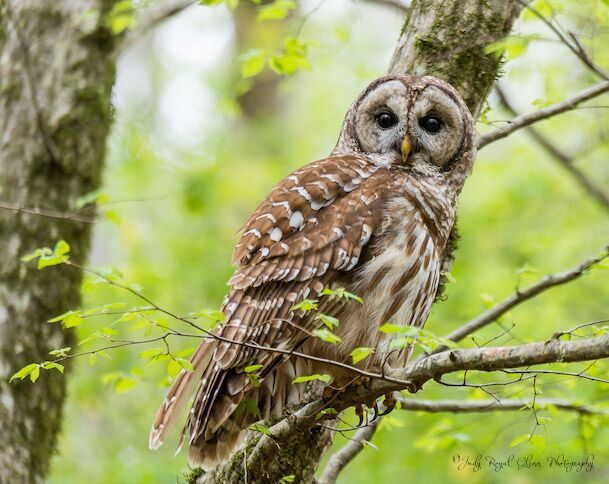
[47,0,609,482]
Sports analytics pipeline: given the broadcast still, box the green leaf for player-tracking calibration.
[29,366,40,383]
[247,373,262,387]
[9,363,39,383]
[42,361,65,373]
[279,475,296,484]
[350,347,374,364]
[21,247,51,263]
[176,358,194,372]
[378,323,419,336]
[250,422,272,436]
[114,376,137,394]
[54,239,70,256]
[292,373,331,384]
[106,0,134,35]
[317,313,339,329]
[312,328,342,344]
[291,299,319,312]
[241,52,266,78]
[321,287,363,304]
[484,34,541,61]
[49,347,71,357]
[361,440,379,451]
[315,408,338,420]
[139,348,164,360]
[256,0,296,21]
[509,433,530,448]
[244,364,263,373]
[191,308,225,321]
[63,313,84,329]
[199,0,223,5]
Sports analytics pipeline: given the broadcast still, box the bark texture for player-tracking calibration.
[0,1,116,482]
[197,1,523,482]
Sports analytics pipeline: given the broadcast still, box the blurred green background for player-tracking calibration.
[47,0,609,482]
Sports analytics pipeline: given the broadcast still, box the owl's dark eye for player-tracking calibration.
[419,115,442,133]
[376,111,397,129]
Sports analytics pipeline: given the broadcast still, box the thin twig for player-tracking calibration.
[394,395,609,415]
[495,86,609,212]
[0,201,98,224]
[521,0,609,80]
[478,80,609,148]
[119,0,196,53]
[439,245,609,349]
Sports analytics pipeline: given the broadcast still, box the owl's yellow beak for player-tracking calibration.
[401,135,411,162]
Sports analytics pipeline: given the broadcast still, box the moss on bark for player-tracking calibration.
[0,1,117,482]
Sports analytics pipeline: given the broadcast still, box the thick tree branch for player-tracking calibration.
[478,80,609,148]
[495,86,609,212]
[254,333,609,454]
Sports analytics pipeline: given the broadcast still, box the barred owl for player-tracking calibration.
[149,75,476,469]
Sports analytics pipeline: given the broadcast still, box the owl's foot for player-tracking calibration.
[378,391,397,416]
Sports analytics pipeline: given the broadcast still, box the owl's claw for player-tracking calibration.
[355,404,365,427]
[371,402,379,422]
[378,392,397,416]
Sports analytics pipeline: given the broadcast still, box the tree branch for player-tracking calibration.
[495,86,609,212]
[118,0,196,53]
[521,0,609,81]
[318,394,608,483]
[255,333,609,453]
[318,421,380,484]
[395,395,609,415]
[478,80,609,148]
[441,244,609,348]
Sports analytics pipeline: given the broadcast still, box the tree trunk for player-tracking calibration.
[0,1,116,482]
[197,1,523,482]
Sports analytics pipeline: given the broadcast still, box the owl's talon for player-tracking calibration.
[371,402,379,422]
[355,404,365,427]
[379,392,397,416]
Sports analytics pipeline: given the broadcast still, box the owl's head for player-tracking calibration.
[333,75,476,194]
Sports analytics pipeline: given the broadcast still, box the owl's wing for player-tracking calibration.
[150,155,390,454]
[216,155,388,366]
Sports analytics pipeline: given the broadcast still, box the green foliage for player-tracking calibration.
[21,239,70,269]
[311,328,341,345]
[316,313,339,329]
[10,361,64,384]
[292,374,331,384]
[484,34,542,61]
[106,0,134,35]
[256,0,296,21]
[290,298,319,312]
[350,346,374,364]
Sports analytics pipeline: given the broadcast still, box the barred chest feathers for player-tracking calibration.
[305,174,456,372]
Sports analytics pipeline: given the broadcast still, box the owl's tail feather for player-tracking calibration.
[149,340,215,451]
[186,369,257,470]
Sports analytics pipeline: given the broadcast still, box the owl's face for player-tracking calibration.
[334,75,476,193]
